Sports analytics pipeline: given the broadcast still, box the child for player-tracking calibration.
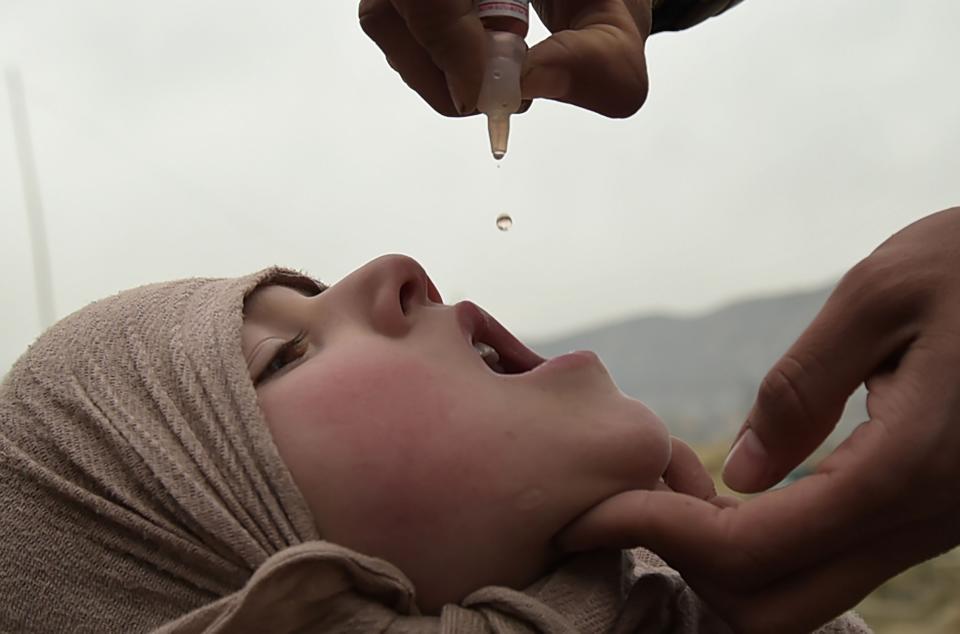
[0,254,869,632]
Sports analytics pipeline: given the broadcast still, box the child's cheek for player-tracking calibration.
[260,353,500,544]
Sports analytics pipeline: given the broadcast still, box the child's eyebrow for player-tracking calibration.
[269,271,326,297]
[243,280,324,316]
[280,279,325,297]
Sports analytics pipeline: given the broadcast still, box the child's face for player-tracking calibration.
[242,255,671,613]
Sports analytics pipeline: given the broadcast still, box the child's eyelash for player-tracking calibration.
[256,330,309,385]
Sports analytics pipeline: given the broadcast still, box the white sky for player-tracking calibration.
[2,0,959,375]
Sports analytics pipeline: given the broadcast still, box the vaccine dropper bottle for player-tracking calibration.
[475,1,529,160]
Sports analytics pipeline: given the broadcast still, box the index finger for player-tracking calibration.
[388,0,486,114]
[558,471,869,583]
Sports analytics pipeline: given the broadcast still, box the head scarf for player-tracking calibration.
[0,269,871,633]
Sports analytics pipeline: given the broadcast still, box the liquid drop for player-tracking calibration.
[496,213,513,231]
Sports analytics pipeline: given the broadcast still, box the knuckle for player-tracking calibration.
[836,255,885,301]
[836,249,935,324]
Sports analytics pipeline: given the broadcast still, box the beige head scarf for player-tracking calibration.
[0,269,871,633]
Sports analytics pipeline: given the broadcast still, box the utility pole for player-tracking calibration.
[6,68,55,330]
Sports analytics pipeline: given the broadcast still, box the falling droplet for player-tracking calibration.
[496,213,513,231]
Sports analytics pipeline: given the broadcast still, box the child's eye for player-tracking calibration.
[256,330,309,385]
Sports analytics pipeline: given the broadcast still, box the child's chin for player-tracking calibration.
[617,403,672,486]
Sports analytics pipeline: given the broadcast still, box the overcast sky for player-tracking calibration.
[2,0,959,375]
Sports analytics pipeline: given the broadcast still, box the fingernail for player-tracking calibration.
[722,428,768,491]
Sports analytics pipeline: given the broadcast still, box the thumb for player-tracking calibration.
[522,2,650,117]
[723,271,919,493]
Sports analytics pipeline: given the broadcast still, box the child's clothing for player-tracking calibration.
[157,540,870,633]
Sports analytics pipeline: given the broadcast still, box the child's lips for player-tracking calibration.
[454,301,545,374]
[527,350,604,376]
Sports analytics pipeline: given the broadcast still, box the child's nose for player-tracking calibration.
[350,254,440,336]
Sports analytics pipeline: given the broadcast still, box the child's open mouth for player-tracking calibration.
[455,301,545,375]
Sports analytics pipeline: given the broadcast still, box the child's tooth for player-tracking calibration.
[473,342,500,364]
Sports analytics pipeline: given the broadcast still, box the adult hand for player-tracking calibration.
[358,0,652,117]
[556,207,960,633]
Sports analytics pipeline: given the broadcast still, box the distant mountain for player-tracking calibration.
[531,283,868,446]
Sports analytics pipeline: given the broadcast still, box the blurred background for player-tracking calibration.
[2,1,958,630]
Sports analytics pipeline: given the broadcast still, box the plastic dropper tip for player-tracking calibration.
[487,115,510,162]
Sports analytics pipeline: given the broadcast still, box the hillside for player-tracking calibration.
[532,283,867,445]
